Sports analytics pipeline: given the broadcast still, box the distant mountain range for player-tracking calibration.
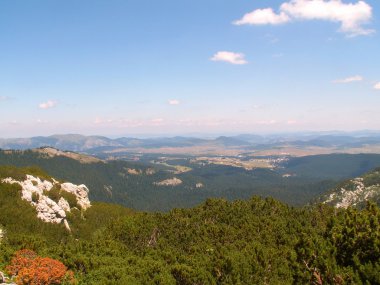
[1,132,380,155]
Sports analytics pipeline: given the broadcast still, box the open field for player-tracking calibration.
[101,144,380,159]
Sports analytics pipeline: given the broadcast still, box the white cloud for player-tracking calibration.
[333,75,363,83]
[210,51,248,65]
[234,0,374,37]
[0,96,10,101]
[39,100,57,109]
[168,99,180,105]
[374,82,380,90]
[234,8,290,25]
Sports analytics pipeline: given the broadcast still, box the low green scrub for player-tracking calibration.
[1,165,380,284]
[1,183,380,284]
[46,185,80,209]
[0,165,53,181]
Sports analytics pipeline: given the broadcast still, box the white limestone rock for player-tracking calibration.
[323,177,380,209]
[1,174,91,230]
[154,177,182,187]
[0,227,4,244]
[0,270,16,285]
[61,183,91,210]
[58,197,71,212]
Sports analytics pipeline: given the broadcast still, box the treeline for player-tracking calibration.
[1,176,379,284]
[0,150,342,211]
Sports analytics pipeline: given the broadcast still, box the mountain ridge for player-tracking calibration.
[2,132,380,155]
[319,167,380,208]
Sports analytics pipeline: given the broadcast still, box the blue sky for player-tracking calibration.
[0,0,379,137]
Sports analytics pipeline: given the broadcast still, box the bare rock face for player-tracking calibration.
[61,183,91,210]
[0,270,16,285]
[145,168,156,175]
[0,226,4,244]
[58,197,71,212]
[1,175,54,203]
[154,177,182,187]
[1,175,91,231]
[321,170,380,209]
[35,197,66,224]
[126,168,142,175]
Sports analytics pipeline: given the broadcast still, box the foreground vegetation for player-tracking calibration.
[1,166,380,284]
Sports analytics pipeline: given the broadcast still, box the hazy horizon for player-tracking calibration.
[2,129,380,140]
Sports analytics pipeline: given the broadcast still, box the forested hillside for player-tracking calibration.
[1,166,380,284]
[2,149,380,211]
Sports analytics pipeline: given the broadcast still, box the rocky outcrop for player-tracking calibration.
[35,196,67,224]
[321,169,380,209]
[0,226,4,244]
[1,175,91,231]
[60,182,91,210]
[103,185,113,197]
[126,168,142,175]
[0,270,16,285]
[154,177,182,187]
[0,271,4,283]
[146,168,156,175]
[323,177,380,209]
[58,197,71,212]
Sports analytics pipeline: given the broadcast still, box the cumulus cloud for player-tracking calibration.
[333,75,363,83]
[39,100,57,109]
[234,8,290,25]
[374,82,380,90]
[234,0,374,36]
[168,99,180,105]
[210,51,248,65]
